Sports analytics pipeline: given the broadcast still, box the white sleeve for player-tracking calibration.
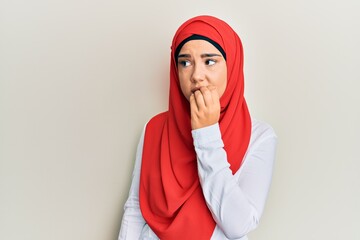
[192,122,277,239]
[118,128,146,240]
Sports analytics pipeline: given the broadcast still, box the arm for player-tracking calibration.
[192,122,277,239]
[118,128,146,240]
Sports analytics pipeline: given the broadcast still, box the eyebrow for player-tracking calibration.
[177,53,223,58]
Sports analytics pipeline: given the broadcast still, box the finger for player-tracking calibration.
[189,93,198,114]
[199,87,213,106]
[209,86,220,104]
[194,90,206,110]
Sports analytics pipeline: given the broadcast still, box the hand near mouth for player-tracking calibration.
[190,86,220,130]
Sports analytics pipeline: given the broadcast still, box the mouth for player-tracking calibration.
[191,87,202,94]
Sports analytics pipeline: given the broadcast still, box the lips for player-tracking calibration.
[191,86,204,93]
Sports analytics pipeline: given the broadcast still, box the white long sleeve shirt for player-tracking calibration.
[119,119,277,240]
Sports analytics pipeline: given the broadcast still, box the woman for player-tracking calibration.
[119,15,277,240]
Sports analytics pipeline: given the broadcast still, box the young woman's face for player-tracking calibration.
[177,40,227,101]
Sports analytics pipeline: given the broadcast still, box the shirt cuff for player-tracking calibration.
[191,123,224,149]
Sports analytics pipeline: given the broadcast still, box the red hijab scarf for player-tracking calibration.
[139,15,251,239]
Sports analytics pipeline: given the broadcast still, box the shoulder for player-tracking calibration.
[142,111,169,144]
[249,118,277,146]
[146,111,168,129]
[238,118,278,170]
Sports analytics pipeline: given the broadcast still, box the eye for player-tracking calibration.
[205,59,216,66]
[179,60,191,67]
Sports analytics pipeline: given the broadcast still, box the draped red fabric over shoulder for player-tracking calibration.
[139,15,251,239]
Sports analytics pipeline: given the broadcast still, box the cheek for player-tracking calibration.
[178,72,191,100]
[216,69,228,98]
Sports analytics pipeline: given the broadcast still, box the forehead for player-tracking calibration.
[178,40,221,54]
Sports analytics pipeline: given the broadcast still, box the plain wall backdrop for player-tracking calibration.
[1,0,359,239]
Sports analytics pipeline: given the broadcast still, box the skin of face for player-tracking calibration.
[177,40,227,101]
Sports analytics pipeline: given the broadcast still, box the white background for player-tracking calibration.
[1,0,359,239]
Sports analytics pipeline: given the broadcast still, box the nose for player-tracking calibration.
[190,63,205,83]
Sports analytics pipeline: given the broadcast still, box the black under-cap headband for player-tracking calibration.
[175,34,227,61]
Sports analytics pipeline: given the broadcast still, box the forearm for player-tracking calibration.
[192,123,276,238]
[119,201,146,240]
[118,127,147,240]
